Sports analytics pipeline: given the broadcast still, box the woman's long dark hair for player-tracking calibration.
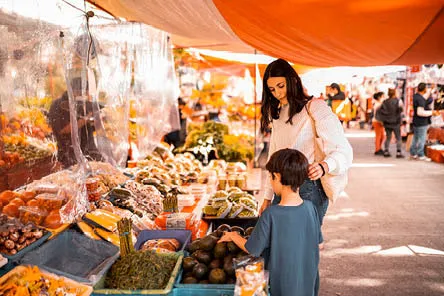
[260,59,311,133]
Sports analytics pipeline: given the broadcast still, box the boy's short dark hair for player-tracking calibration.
[417,83,427,92]
[265,149,308,192]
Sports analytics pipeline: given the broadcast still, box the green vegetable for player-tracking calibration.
[105,251,178,290]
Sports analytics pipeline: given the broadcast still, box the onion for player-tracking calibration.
[33,230,43,239]
[4,240,15,249]
[9,232,19,242]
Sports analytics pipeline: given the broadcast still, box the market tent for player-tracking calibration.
[196,52,315,76]
[89,0,443,67]
[87,0,253,53]
[213,0,444,66]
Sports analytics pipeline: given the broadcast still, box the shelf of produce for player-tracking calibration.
[0,156,59,190]
[0,265,93,296]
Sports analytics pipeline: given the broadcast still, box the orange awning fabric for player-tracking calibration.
[197,54,314,76]
[88,0,254,52]
[88,0,443,66]
[213,0,444,66]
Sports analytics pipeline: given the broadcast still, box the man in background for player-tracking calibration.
[410,83,434,161]
[48,77,102,168]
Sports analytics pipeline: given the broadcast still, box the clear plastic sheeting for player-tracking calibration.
[59,18,133,171]
[130,24,177,160]
[0,3,61,188]
[0,0,177,224]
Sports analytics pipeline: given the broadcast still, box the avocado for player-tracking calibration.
[216,224,231,235]
[210,231,222,238]
[199,279,210,284]
[192,263,208,280]
[183,257,198,271]
[227,241,241,254]
[209,268,227,284]
[236,251,249,259]
[199,235,218,251]
[245,227,254,236]
[183,276,198,284]
[188,239,201,253]
[183,271,194,278]
[209,258,222,269]
[226,277,236,284]
[223,256,235,277]
[213,243,228,259]
[230,226,245,236]
[192,250,212,265]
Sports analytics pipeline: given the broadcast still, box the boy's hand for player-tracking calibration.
[259,199,271,215]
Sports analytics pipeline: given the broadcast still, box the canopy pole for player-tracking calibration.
[253,49,258,168]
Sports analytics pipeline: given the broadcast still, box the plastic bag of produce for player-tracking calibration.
[234,256,268,296]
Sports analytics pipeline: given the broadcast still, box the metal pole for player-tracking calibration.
[253,49,258,168]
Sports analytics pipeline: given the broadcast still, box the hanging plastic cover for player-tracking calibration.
[58,17,131,172]
[0,4,59,187]
[129,23,178,160]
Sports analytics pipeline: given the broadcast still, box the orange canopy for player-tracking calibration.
[197,54,314,76]
[213,0,444,66]
[89,0,444,66]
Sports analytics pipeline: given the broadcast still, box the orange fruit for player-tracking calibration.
[2,204,19,218]
[26,199,39,207]
[21,191,36,202]
[0,190,16,203]
[9,197,25,207]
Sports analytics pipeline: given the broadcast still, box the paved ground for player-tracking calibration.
[319,129,444,296]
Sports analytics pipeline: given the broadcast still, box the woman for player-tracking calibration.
[380,88,404,158]
[259,59,353,234]
[372,92,386,156]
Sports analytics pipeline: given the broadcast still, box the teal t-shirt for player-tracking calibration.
[245,201,321,296]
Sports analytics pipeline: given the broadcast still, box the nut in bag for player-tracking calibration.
[234,256,269,296]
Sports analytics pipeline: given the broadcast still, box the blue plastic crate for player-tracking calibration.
[135,230,192,252]
[172,287,234,296]
[20,230,119,285]
[0,230,52,262]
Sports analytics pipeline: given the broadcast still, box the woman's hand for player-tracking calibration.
[308,161,329,180]
[259,199,271,215]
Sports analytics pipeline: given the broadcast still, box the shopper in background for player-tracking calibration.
[372,92,386,156]
[379,88,404,158]
[327,83,345,105]
[48,77,102,168]
[219,149,321,296]
[410,83,433,161]
[259,59,353,242]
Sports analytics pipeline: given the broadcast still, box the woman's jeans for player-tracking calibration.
[271,179,330,226]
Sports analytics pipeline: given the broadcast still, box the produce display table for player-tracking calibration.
[428,127,444,143]
[0,156,59,190]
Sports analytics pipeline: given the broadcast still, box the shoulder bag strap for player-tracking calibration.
[304,100,319,138]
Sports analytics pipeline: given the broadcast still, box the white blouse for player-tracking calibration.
[264,99,353,200]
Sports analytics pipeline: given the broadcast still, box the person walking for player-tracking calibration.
[378,88,404,158]
[259,59,353,241]
[410,83,433,161]
[372,92,386,156]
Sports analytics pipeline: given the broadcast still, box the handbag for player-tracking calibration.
[305,101,349,203]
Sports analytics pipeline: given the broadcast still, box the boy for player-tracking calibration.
[219,148,322,296]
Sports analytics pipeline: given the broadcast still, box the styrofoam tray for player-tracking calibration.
[0,255,7,269]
